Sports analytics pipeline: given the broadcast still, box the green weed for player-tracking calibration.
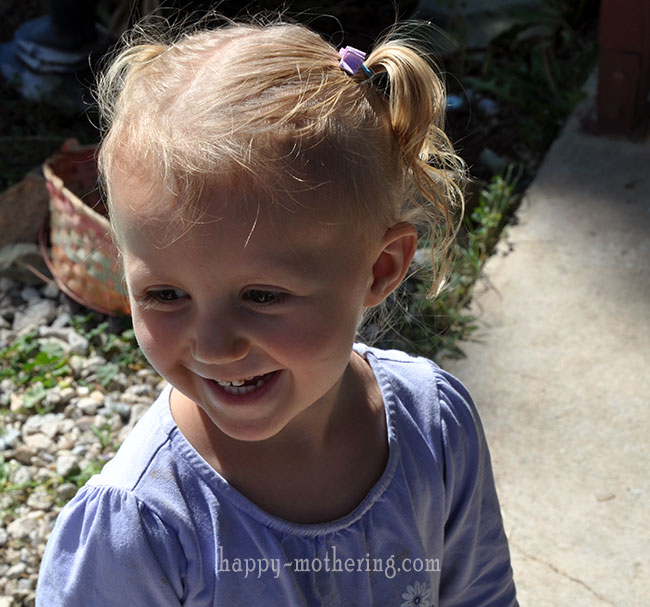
[461,1,597,155]
[70,314,149,387]
[0,333,72,403]
[67,458,108,488]
[365,166,521,358]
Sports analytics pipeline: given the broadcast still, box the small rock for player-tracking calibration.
[71,445,88,458]
[38,327,89,355]
[51,311,71,328]
[0,327,13,348]
[33,468,57,484]
[76,386,90,397]
[5,563,26,579]
[76,429,99,446]
[22,415,44,435]
[74,416,94,432]
[68,355,84,375]
[23,433,53,452]
[10,465,33,486]
[9,393,23,413]
[40,415,64,438]
[1,378,16,393]
[0,597,13,607]
[17,577,35,591]
[12,299,57,332]
[0,426,21,450]
[81,355,108,375]
[19,287,40,303]
[42,283,61,300]
[56,483,78,502]
[37,451,54,464]
[10,446,34,466]
[59,386,75,405]
[42,389,63,409]
[77,397,99,416]
[38,336,71,355]
[67,331,90,355]
[56,454,80,478]
[105,399,131,423]
[89,390,104,403]
[125,384,153,397]
[7,512,44,540]
[57,434,74,450]
[23,412,63,437]
[26,491,54,510]
[0,277,17,291]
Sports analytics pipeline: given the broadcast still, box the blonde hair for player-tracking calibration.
[96,17,465,296]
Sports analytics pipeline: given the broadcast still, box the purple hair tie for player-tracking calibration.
[338,46,368,76]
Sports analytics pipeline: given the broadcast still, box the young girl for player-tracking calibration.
[37,18,517,606]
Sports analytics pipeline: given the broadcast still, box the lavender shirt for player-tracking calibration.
[36,345,517,606]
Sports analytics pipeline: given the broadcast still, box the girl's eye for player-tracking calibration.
[143,288,188,307]
[243,290,287,306]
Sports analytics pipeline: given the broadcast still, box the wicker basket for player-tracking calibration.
[42,140,130,316]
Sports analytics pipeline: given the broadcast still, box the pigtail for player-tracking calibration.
[365,31,465,297]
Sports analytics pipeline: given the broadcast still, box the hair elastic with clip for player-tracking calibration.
[338,46,390,97]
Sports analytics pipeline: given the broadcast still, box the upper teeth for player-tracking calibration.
[216,378,252,387]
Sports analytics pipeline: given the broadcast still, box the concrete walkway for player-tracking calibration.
[442,83,650,606]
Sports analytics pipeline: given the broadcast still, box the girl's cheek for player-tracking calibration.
[131,312,175,366]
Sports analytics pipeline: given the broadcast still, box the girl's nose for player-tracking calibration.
[191,315,250,364]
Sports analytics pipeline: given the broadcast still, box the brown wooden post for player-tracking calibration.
[597,0,650,136]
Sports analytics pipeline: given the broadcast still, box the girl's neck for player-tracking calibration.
[171,352,389,523]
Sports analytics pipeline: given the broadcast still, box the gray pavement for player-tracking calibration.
[442,81,650,606]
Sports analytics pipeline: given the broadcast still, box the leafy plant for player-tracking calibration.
[71,313,149,387]
[91,424,115,450]
[459,0,597,155]
[0,332,72,393]
[67,458,108,488]
[364,166,521,358]
[465,164,520,262]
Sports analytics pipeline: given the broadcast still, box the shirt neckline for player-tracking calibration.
[157,345,401,536]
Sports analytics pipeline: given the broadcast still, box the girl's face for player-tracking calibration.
[112,171,390,444]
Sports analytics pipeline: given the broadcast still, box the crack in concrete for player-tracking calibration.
[511,542,617,606]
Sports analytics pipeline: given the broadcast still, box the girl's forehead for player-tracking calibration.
[111,161,368,239]
[111,168,366,256]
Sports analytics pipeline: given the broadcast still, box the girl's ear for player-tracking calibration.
[364,222,418,307]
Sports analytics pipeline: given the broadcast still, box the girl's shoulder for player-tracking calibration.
[355,344,476,418]
[36,384,196,604]
[37,468,188,605]
[355,344,486,459]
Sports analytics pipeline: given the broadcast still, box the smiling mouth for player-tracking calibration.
[213,372,277,395]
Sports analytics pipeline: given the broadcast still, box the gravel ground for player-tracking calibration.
[0,277,161,607]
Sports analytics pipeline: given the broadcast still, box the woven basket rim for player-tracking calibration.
[42,158,110,231]
[42,145,130,316]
